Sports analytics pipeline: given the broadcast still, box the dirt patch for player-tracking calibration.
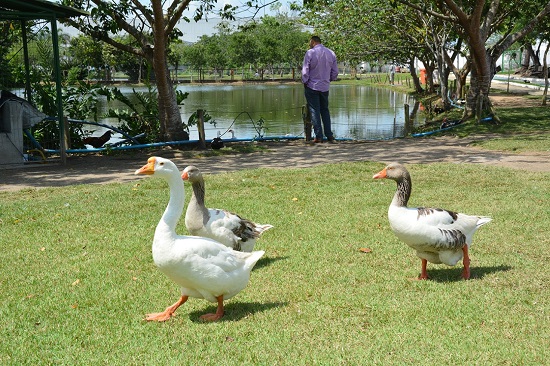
[490,82,546,108]
[490,93,543,108]
[1,135,549,192]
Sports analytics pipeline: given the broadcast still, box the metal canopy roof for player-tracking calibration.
[0,0,88,20]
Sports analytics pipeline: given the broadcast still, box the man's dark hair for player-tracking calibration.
[311,35,322,43]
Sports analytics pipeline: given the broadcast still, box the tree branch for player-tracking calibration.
[396,0,456,23]
[63,17,145,58]
[480,0,500,41]
[492,1,550,58]
[89,0,152,47]
[166,0,191,36]
[130,0,154,25]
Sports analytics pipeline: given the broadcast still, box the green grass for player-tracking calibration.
[470,133,550,153]
[453,106,550,136]
[444,107,550,153]
[1,162,549,365]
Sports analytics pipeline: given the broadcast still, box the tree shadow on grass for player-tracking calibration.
[188,301,287,323]
[421,264,513,283]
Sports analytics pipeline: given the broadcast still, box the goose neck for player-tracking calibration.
[191,179,206,207]
[392,177,411,207]
[159,173,185,231]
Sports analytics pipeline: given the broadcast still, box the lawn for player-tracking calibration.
[0,160,548,365]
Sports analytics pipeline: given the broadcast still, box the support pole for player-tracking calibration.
[51,16,66,164]
[21,20,32,104]
[197,109,206,149]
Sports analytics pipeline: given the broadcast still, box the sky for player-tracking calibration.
[59,0,296,42]
[177,0,296,42]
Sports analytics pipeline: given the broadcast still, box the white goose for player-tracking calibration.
[181,165,273,252]
[373,163,491,280]
[135,157,264,321]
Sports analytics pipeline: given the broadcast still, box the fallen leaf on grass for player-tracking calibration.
[359,248,372,253]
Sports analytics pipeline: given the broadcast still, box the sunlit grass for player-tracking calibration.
[1,161,548,365]
[470,132,550,152]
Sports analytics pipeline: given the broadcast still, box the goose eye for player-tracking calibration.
[159,162,164,166]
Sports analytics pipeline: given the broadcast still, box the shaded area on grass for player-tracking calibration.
[419,264,513,283]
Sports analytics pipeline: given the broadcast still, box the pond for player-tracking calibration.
[98,83,420,142]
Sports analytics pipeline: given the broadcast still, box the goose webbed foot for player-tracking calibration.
[145,295,188,322]
[200,295,224,322]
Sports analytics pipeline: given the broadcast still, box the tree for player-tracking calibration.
[227,31,261,78]
[258,15,309,78]
[105,35,149,83]
[67,34,105,80]
[61,0,237,141]
[0,19,22,89]
[302,0,431,91]
[178,13,309,80]
[180,41,208,81]
[201,34,230,78]
[395,0,550,121]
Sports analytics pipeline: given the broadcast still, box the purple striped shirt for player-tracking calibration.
[302,44,338,92]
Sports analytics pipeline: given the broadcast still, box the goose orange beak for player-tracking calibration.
[373,168,387,179]
[181,171,189,180]
[135,157,156,175]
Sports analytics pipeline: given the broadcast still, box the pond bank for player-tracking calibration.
[1,135,549,192]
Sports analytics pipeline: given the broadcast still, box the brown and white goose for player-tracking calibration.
[181,165,273,252]
[373,163,491,280]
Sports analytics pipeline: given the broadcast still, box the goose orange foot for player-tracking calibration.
[461,246,471,280]
[145,295,188,322]
[199,295,224,322]
[418,258,429,280]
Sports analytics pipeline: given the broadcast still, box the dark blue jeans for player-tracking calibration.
[304,86,334,140]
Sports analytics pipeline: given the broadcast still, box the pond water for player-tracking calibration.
[98,83,419,142]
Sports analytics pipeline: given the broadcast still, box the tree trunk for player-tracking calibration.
[520,43,541,75]
[408,59,423,93]
[151,0,188,141]
[542,43,549,106]
[423,62,436,93]
[439,67,450,110]
[437,43,451,110]
[520,44,531,71]
[455,60,471,100]
[463,62,499,123]
[457,73,467,99]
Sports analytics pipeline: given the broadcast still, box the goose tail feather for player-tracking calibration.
[476,217,492,228]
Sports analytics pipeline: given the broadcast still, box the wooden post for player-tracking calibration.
[63,116,70,149]
[197,109,206,149]
[301,105,312,141]
[59,116,68,164]
[404,104,412,135]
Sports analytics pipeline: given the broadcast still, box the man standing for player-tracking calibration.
[302,35,338,143]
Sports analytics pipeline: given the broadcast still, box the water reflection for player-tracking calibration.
[98,83,418,141]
